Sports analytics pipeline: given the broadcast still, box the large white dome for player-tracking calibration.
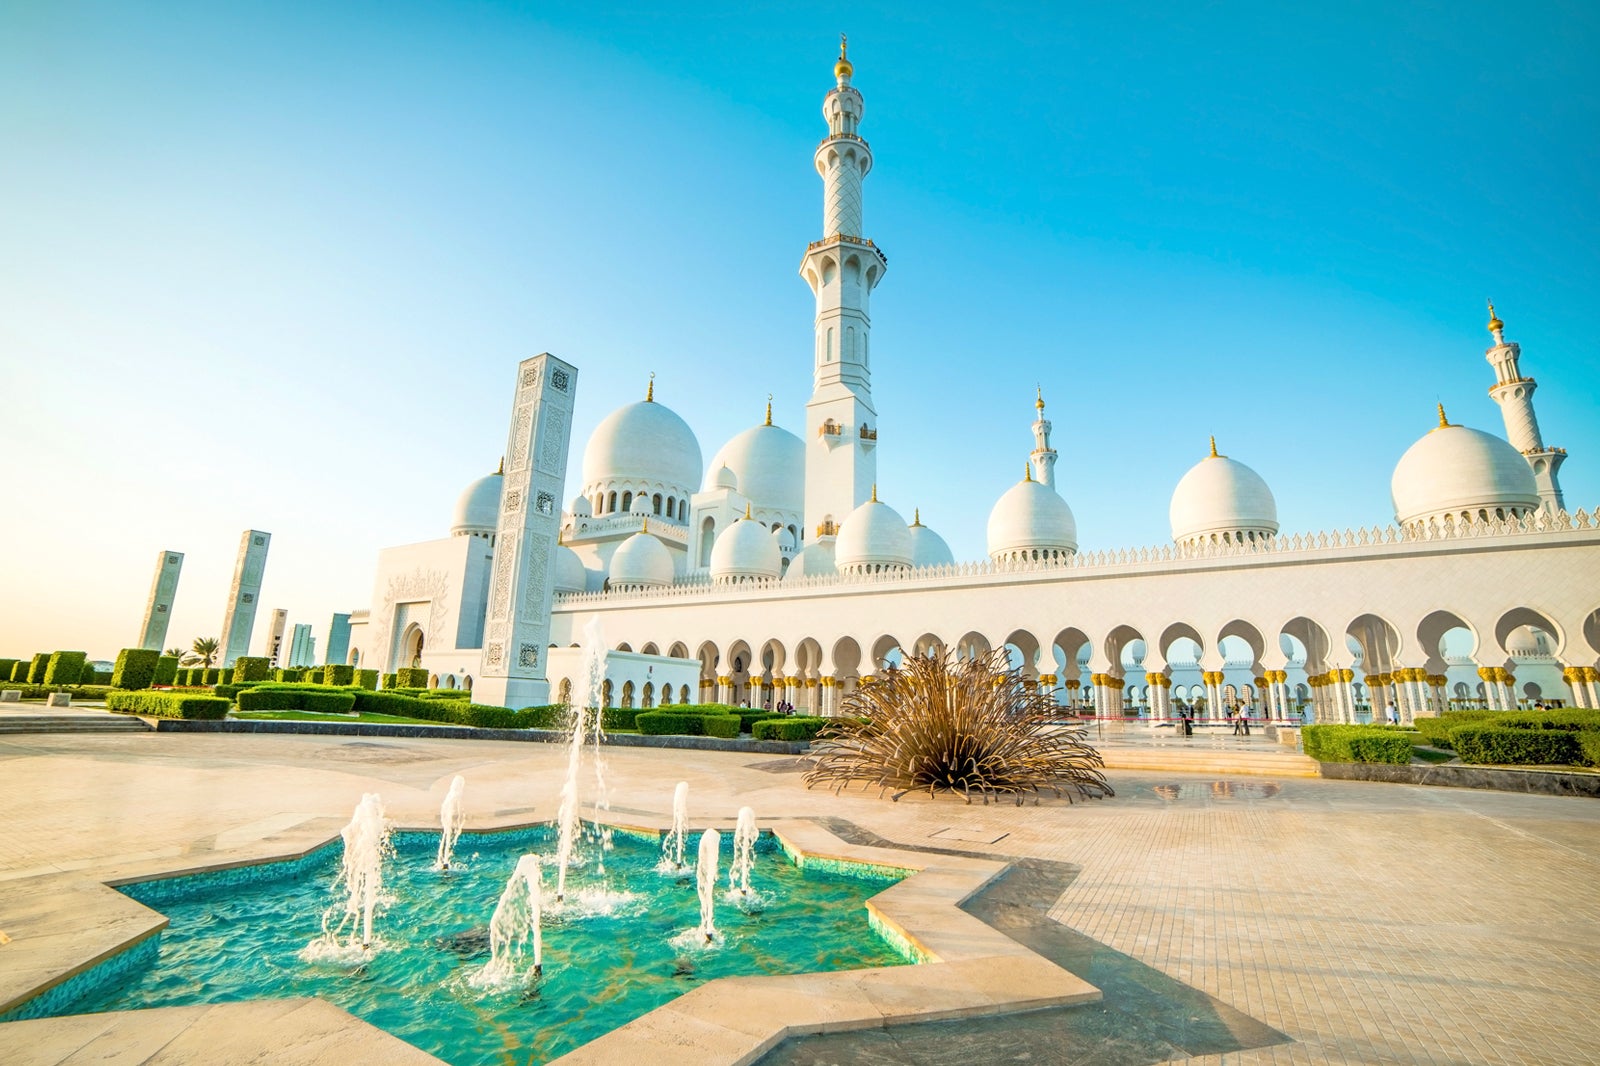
[785,538,837,581]
[1169,446,1279,546]
[581,393,703,497]
[450,471,503,537]
[709,514,782,583]
[1391,417,1538,528]
[607,528,675,590]
[553,543,588,594]
[706,422,804,515]
[907,512,955,568]
[987,477,1077,563]
[835,495,914,575]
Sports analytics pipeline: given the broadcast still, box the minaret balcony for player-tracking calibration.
[817,132,869,151]
[804,233,888,266]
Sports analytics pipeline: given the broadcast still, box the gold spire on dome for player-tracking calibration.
[642,517,649,534]
[1025,463,1033,482]
[1036,386,1045,412]
[496,457,504,476]
[744,502,752,520]
[1486,299,1503,333]
[646,372,655,402]
[835,33,853,78]
[765,393,773,426]
[870,483,878,502]
[1435,402,1452,430]
[912,507,922,527]
[1208,435,1219,458]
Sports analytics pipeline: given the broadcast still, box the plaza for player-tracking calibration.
[2,723,1597,1064]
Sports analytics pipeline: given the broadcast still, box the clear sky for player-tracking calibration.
[2,1,1596,662]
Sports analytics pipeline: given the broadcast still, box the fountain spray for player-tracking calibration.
[728,807,758,897]
[696,829,721,942]
[435,776,466,870]
[337,792,391,950]
[482,854,544,983]
[663,782,690,870]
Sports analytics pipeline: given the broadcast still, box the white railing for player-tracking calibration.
[552,505,1598,608]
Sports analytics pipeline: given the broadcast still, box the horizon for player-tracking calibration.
[2,3,1596,661]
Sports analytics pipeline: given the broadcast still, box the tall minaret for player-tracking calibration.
[802,35,886,537]
[1484,301,1566,513]
[1030,388,1058,489]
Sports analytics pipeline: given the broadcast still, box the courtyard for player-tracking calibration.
[0,726,1596,1064]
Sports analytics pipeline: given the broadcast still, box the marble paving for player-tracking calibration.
[0,729,1596,1064]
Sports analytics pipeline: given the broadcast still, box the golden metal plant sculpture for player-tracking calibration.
[804,650,1114,804]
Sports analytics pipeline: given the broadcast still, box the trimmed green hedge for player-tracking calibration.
[152,655,179,686]
[87,669,113,686]
[354,669,378,690]
[1412,712,1495,749]
[421,690,472,701]
[237,686,357,714]
[637,710,741,737]
[111,648,160,690]
[27,653,50,684]
[1449,726,1584,766]
[10,659,31,682]
[233,657,271,683]
[44,651,88,687]
[0,658,18,682]
[1580,733,1600,768]
[704,715,741,739]
[1493,709,1600,733]
[395,667,428,688]
[381,672,398,690]
[107,691,230,719]
[0,684,113,701]
[306,666,326,684]
[602,707,641,731]
[752,716,829,741]
[1301,725,1416,764]
[324,664,354,686]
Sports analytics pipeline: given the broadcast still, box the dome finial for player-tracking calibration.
[496,456,504,476]
[744,501,752,520]
[1024,462,1033,482]
[1486,298,1504,334]
[870,483,878,502]
[1035,385,1045,412]
[642,516,649,534]
[913,507,922,526]
[765,393,773,426]
[835,32,853,79]
[646,372,655,402]
[1436,402,1451,429]
[1209,435,1218,458]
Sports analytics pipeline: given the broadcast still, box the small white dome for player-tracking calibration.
[986,477,1077,563]
[569,495,593,518]
[1169,447,1279,545]
[581,393,703,497]
[785,538,837,581]
[629,494,653,516]
[1506,624,1547,657]
[710,464,739,491]
[451,471,503,536]
[607,529,675,589]
[553,544,588,594]
[1391,418,1539,528]
[835,496,914,574]
[907,513,955,568]
[709,515,782,583]
[706,422,804,514]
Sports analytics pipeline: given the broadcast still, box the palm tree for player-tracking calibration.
[164,647,185,658]
[183,637,220,668]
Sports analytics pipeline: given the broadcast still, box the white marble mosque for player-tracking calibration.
[345,41,1600,721]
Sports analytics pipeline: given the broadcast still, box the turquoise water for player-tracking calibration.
[66,826,907,1065]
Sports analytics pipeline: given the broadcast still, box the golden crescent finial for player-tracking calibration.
[646,372,655,402]
[765,393,773,426]
[835,33,853,78]
[1486,299,1503,333]
[1035,385,1045,411]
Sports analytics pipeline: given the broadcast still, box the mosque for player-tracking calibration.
[344,41,1600,721]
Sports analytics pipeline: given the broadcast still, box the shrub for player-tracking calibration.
[1301,725,1415,764]
[0,659,17,682]
[516,705,566,728]
[107,691,230,719]
[214,683,247,701]
[324,664,354,687]
[88,669,113,686]
[381,672,398,690]
[354,669,379,690]
[10,660,31,682]
[272,668,293,683]
[233,657,271,683]
[395,667,429,688]
[111,648,160,690]
[753,717,829,741]
[602,707,641,731]
[44,651,88,687]
[204,668,222,685]
[1579,733,1600,769]
[460,703,561,729]
[305,666,326,684]
[421,690,472,701]
[27,653,50,684]
[237,686,357,714]
[637,711,708,736]
[1493,709,1600,733]
[1449,726,1583,766]
[152,655,179,686]
[1412,712,1495,749]
[349,689,460,723]
[703,714,741,739]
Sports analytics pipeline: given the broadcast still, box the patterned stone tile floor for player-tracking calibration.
[0,730,1596,1065]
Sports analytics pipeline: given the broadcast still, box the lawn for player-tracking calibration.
[232,710,452,726]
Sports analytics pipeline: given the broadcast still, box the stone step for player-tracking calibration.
[0,715,151,734]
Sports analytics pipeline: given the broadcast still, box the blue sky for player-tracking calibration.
[2,1,1596,659]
